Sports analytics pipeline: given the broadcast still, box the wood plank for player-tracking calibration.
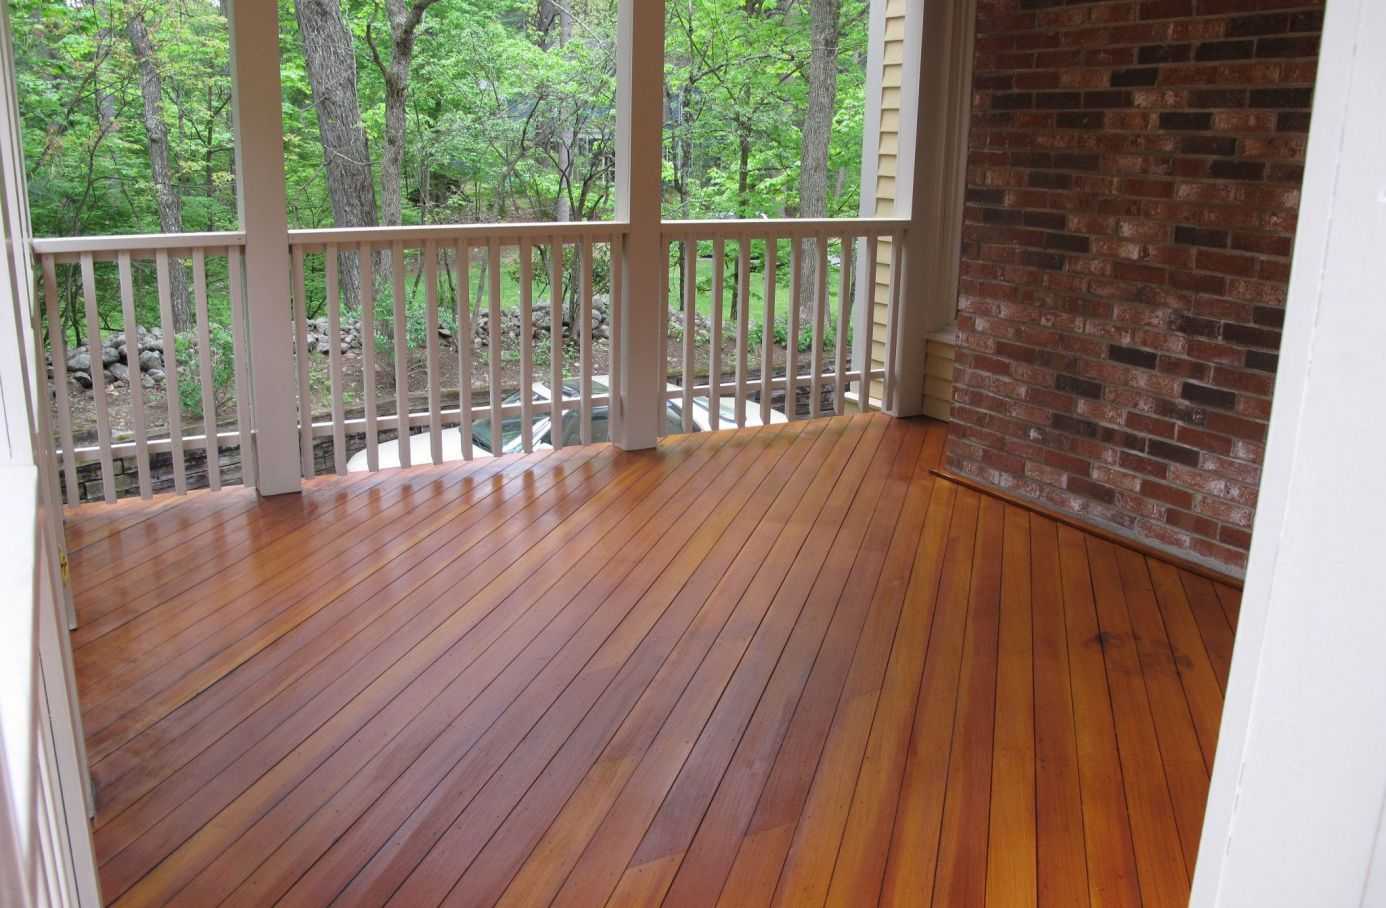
[813,479,959,908]
[1147,560,1227,768]
[872,489,982,905]
[57,414,1221,907]
[1214,583,1241,629]
[361,420,848,906]
[437,419,884,907]
[931,494,1005,905]
[76,456,574,736]
[1179,571,1236,690]
[92,445,625,872]
[270,424,815,907]
[710,425,951,908]
[1113,546,1211,873]
[662,421,940,908]
[1087,536,1189,906]
[178,425,761,905]
[600,421,924,907]
[985,504,1036,907]
[932,467,1244,590]
[105,435,712,901]
[1055,524,1141,908]
[88,447,606,825]
[1028,514,1088,908]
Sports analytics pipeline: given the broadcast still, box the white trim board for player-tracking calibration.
[1191,0,1386,903]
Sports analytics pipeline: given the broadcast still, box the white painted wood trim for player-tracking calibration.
[1191,0,1386,903]
[31,231,244,257]
[758,237,775,427]
[229,0,301,495]
[154,251,187,493]
[887,0,977,417]
[288,220,627,247]
[0,0,99,894]
[661,217,905,238]
[389,242,411,470]
[735,236,751,428]
[579,237,594,445]
[117,253,152,499]
[192,250,222,490]
[519,238,535,454]
[612,0,665,450]
[681,238,696,434]
[549,237,564,451]
[486,239,503,456]
[854,0,888,391]
[418,241,440,465]
[454,240,473,462]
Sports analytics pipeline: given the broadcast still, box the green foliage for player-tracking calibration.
[748,316,842,354]
[15,0,869,341]
[664,0,869,220]
[174,325,237,421]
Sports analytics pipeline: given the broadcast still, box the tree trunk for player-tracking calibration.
[796,0,841,321]
[556,5,581,331]
[293,0,377,310]
[732,125,752,321]
[127,13,191,332]
[378,0,440,227]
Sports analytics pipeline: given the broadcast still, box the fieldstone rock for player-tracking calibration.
[141,374,156,389]
[109,363,130,383]
[101,345,120,367]
[147,369,166,383]
[139,350,163,371]
[72,371,92,389]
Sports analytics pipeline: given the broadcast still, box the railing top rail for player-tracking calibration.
[287,220,631,246]
[31,231,246,256]
[30,216,904,260]
[660,216,907,237]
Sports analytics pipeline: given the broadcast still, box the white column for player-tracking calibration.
[611,0,664,451]
[1190,0,1386,903]
[851,0,888,398]
[0,0,100,900]
[889,0,975,417]
[228,0,301,494]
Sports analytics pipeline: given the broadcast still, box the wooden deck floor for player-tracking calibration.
[65,413,1236,907]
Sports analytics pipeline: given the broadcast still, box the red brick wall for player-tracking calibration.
[945,0,1323,573]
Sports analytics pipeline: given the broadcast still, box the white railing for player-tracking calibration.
[286,222,627,477]
[33,217,907,501]
[33,232,252,506]
[658,218,904,434]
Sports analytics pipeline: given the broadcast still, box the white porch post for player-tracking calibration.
[1190,0,1386,902]
[611,0,664,451]
[851,0,888,401]
[228,0,302,494]
[889,0,975,417]
[0,0,101,900]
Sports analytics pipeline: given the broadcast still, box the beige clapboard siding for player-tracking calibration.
[923,337,955,420]
[866,0,955,418]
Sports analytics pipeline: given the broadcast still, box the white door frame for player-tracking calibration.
[1190,0,1386,902]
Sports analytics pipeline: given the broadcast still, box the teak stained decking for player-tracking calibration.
[64,414,1237,907]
